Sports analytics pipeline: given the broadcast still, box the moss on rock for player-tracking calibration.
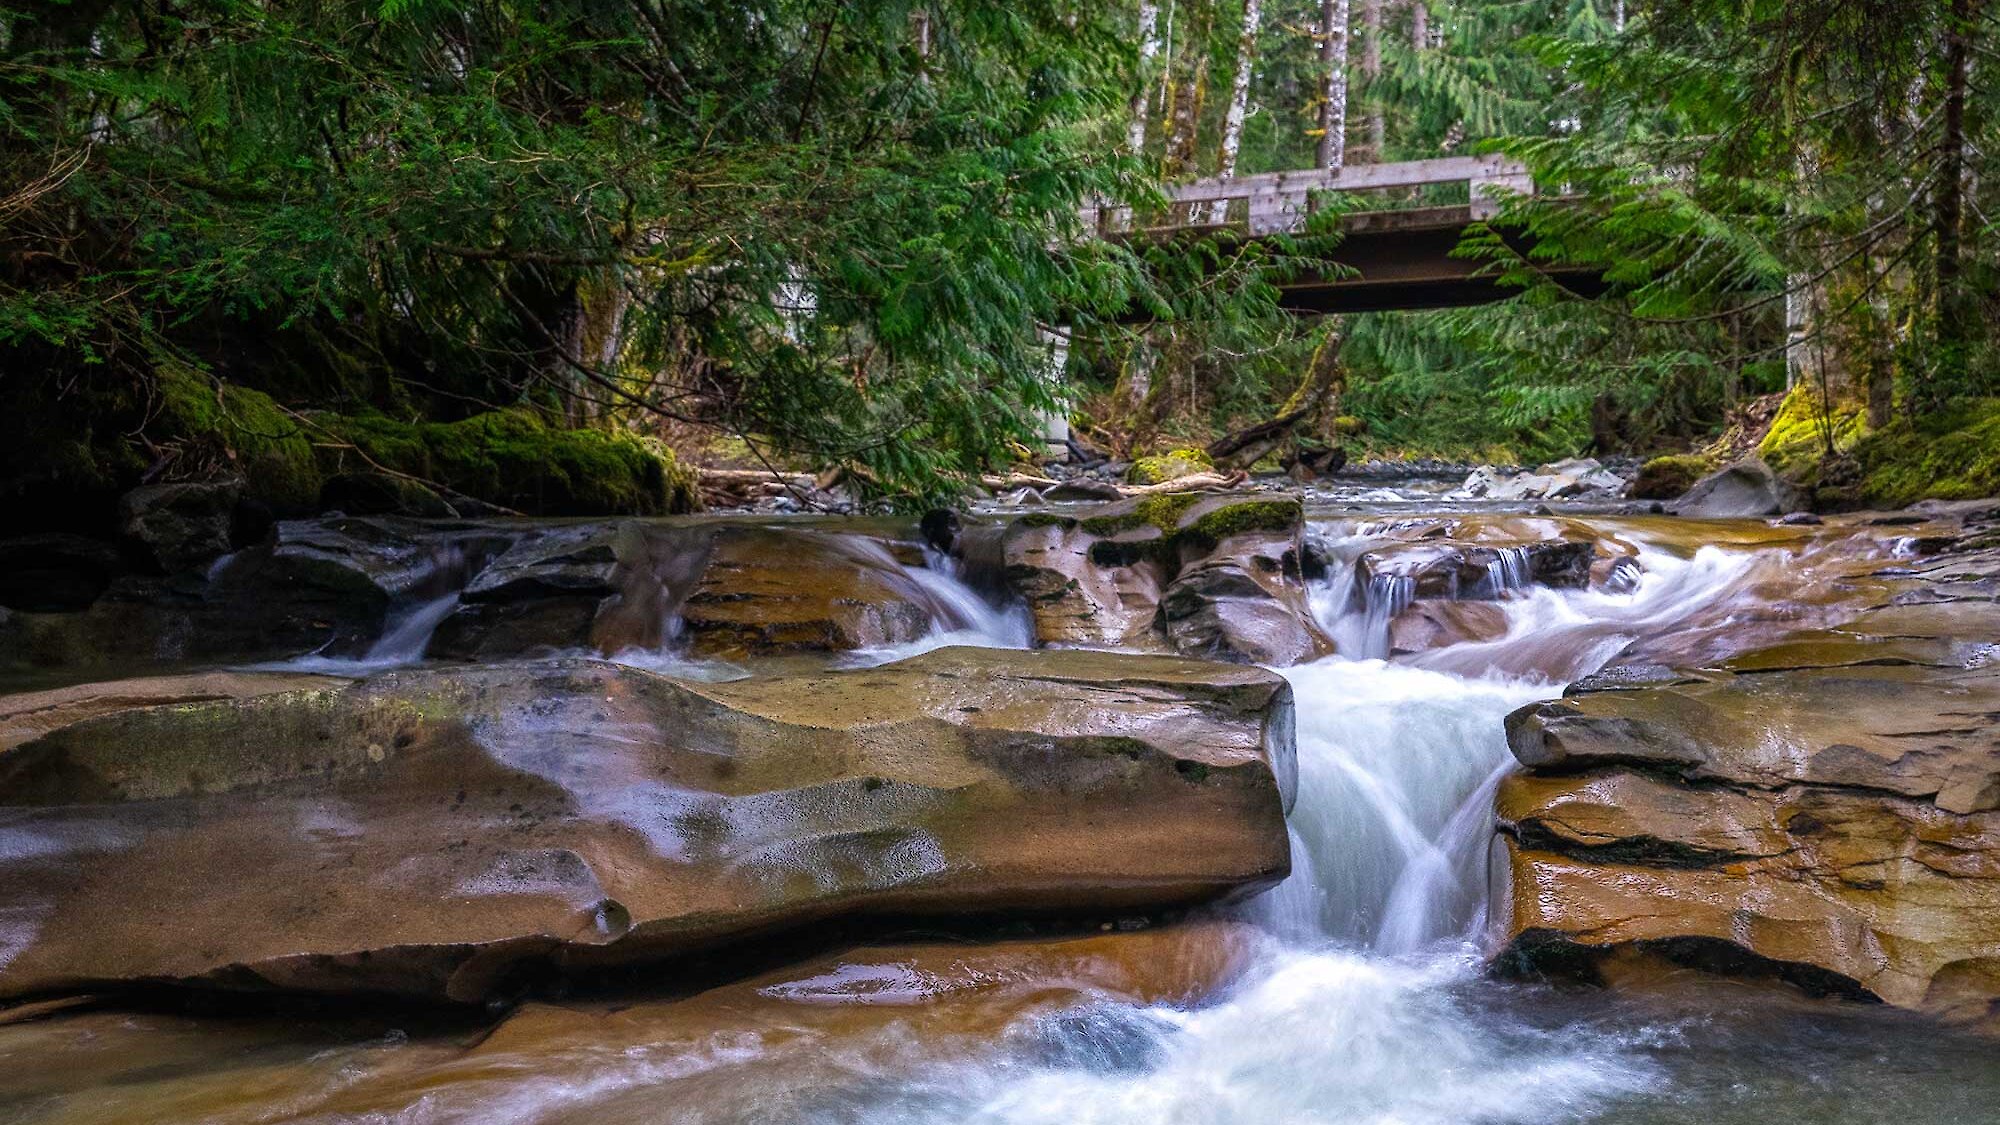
[1853,398,2000,509]
[157,366,324,511]
[331,409,697,516]
[1632,454,1716,500]
[1126,448,1214,486]
[1756,389,1867,487]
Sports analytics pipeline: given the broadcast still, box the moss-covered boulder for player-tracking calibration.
[1126,447,1214,486]
[1852,398,2000,509]
[1632,454,1715,500]
[332,409,697,517]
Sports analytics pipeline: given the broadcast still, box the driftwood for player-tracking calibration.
[1205,405,1313,464]
[1120,470,1247,495]
[980,472,1064,492]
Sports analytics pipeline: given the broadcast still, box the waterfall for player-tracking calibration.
[1477,546,1534,598]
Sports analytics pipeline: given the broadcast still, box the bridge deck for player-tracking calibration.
[1087,155,1604,316]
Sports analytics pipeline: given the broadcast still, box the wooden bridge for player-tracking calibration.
[1086,155,1607,316]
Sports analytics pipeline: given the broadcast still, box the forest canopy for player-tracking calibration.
[3,0,1998,518]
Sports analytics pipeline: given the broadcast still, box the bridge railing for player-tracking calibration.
[1083,154,1533,237]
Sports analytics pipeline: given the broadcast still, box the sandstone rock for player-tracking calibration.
[1498,652,2000,1020]
[119,479,245,573]
[0,922,1259,1120]
[998,495,1326,662]
[1674,457,1806,518]
[0,648,1292,1003]
[0,670,348,751]
[1506,663,2000,801]
[1354,539,1594,599]
[677,527,944,659]
[1497,768,2000,1017]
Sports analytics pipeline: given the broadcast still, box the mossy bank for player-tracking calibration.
[3,367,698,531]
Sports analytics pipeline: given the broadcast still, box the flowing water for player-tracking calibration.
[5,512,1999,1124]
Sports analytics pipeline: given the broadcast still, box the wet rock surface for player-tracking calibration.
[0,922,1258,1124]
[0,647,1293,1004]
[995,494,1328,662]
[1496,505,2000,1022]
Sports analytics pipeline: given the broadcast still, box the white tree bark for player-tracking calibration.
[1316,0,1353,171]
[1127,1,1163,153]
[1207,0,1264,223]
[1362,0,1384,161]
[1410,0,1428,51]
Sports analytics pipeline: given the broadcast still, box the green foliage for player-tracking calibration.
[2,0,1161,510]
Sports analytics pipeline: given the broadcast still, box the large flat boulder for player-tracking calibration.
[0,670,348,751]
[1496,591,2000,1022]
[0,648,1293,1004]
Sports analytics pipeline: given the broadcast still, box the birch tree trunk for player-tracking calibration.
[1127,1,1162,153]
[1410,0,1428,52]
[1933,0,1978,394]
[1361,0,1384,162]
[1164,0,1216,178]
[1208,0,1264,223]
[1315,0,1353,171]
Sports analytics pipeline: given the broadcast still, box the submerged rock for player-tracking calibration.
[0,648,1293,1004]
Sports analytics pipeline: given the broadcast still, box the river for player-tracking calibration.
[2,507,1997,1124]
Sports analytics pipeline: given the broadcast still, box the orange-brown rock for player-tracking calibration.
[1498,630,2000,1023]
[432,521,961,660]
[998,495,1328,663]
[0,649,1292,1004]
[0,922,1259,1123]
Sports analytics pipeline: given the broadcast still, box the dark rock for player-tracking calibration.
[0,534,131,612]
[1674,457,1805,518]
[920,508,961,555]
[319,472,459,519]
[119,479,243,573]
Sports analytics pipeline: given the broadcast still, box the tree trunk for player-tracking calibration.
[1315,0,1353,171]
[1127,1,1162,153]
[1361,0,1384,162]
[1208,0,1264,223]
[1164,0,1216,178]
[1934,0,1977,395]
[1410,1,1427,52]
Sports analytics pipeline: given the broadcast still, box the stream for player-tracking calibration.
[3,506,1998,1124]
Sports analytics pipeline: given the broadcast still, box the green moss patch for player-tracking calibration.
[1632,454,1716,500]
[158,365,324,510]
[1756,389,1867,487]
[1126,448,1214,486]
[332,409,697,516]
[1853,398,2000,509]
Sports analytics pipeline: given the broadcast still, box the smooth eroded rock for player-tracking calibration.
[0,648,1293,1004]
